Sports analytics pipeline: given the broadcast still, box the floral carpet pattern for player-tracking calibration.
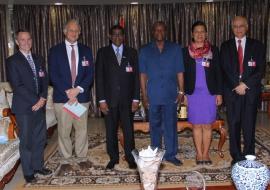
[26,128,270,189]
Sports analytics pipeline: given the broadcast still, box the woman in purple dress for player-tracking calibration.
[183,21,223,165]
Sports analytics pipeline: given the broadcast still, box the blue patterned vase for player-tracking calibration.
[231,155,270,190]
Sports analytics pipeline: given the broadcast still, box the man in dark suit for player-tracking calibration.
[48,19,94,159]
[6,29,51,183]
[220,16,266,165]
[95,25,140,169]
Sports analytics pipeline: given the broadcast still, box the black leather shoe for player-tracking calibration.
[128,161,137,169]
[34,167,52,175]
[24,174,37,183]
[106,160,119,169]
[165,157,183,166]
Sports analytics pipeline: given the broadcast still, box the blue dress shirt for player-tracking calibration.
[139,41,184,105]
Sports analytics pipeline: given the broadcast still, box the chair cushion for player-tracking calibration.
[0,139,20,181]
[0,118,9,144]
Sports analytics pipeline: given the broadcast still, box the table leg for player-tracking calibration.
[212,120,227,158]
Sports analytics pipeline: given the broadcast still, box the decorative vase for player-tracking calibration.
[132,147,165,190]
[231,155,270,190]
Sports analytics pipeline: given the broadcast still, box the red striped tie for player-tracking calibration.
[238,40,243,76]
[71,45,76,86]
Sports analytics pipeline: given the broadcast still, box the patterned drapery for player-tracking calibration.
[0,5,8,81]
[1,0,269,113]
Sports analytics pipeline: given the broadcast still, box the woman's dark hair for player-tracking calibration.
[191,21,207,33]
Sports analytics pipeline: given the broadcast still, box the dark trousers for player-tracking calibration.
[149,103,178,159]
[226,94,258,162]
[16,109,47,176]
[104,104,135,162]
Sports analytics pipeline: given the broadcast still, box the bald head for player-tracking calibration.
[231,16,248,39]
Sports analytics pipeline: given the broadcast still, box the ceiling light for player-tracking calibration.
[55,2,63,5]
[130,2,139,4]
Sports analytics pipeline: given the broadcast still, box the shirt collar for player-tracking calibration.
[235,36,246,43]
[112,43,123,52]
[151,40,169,50]
[20,50,32,58]
[65,39,78,47]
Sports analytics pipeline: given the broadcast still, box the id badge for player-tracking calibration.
[126,62,133,72]
[248,58,256,67]
[39,70,45,77]
[82,56,89,66]
[126,66,133,72]
[202,60,210,67]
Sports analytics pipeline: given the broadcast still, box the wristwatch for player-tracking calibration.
[178,91,184,95]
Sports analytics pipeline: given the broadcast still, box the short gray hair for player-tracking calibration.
[63,19,81,33]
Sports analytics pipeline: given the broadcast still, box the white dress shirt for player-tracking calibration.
[112,43,123,58]
[65,40,83,92]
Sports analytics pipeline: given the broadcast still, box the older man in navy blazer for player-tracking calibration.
[49,19,94,158]
[7,29,51,183]
[220,16,266,165]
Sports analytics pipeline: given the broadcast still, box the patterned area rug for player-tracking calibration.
[24,128,270,189]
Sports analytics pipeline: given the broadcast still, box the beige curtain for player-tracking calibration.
[0,5,8,81]
[9,0,270,113]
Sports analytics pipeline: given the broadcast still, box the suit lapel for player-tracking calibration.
[18,51,35,77]
[76,44,83,82]
[243,38,252,76]
[121,46,128,67]
[62,43,73,84]
[109,45,120,66]
[230,39,239,74]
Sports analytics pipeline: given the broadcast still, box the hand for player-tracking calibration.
[66,88,80,100]
[32,97,46,111]
[183,95,188,106]
[234,83,248,95]
[142,95,149,110]
[131,101,139,112]
[67,97,78,105]
[99,102,109,115]
[216,95,223,106]
[175,93,184,105]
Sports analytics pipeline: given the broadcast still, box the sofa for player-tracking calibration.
[0,82,57,189]
[0,82,57,130]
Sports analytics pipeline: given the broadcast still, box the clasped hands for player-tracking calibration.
[32,97,46,111]
[99,101,139,115]
[233,82,248,95]
[66,87,80,105]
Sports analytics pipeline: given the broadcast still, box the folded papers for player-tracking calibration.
[63,102,87,120]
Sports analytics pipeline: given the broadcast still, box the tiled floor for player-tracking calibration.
[3,112,270,190]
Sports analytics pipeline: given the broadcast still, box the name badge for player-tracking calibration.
[202,58,210,67]
[39,68,45,77]
[248,57,256,67]
[82,56,89,66]
[126,62,133,72]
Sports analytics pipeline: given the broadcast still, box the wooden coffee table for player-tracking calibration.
[119,120,227,158]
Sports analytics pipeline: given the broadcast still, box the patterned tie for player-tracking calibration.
[238,40,243,76]
[71,45,77,86]
[26,55,38,93]
[116,47,122,65]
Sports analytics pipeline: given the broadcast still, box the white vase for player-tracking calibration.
[231,155,270,190]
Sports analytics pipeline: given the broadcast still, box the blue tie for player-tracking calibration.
[26,55,38,93]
